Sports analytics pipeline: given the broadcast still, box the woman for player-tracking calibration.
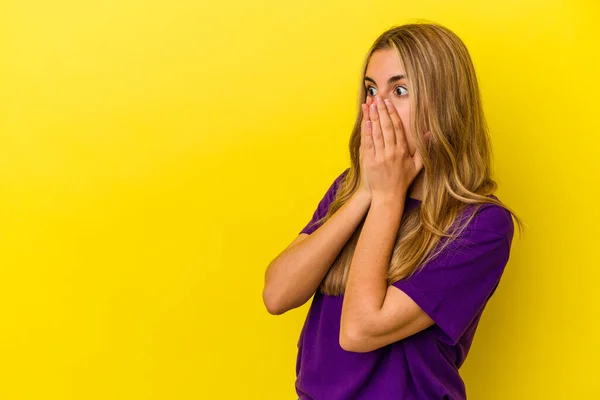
[263,22,524,400]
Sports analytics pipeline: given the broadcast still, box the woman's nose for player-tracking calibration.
[377,95,389,103]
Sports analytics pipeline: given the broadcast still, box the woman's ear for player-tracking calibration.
[424,131,432,144]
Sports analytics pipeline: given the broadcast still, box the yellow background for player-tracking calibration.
[1,0,598,399]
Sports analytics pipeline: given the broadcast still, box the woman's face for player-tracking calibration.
[364,49,416,156]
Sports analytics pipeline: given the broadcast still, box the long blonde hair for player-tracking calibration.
[313,22,526,296]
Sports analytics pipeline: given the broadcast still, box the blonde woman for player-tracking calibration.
[263,22,524,400]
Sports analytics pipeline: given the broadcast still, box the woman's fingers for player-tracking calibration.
[360,103,367,165]
[369,102,385,158]
[375,96,396,148]
[383,98,409,154]
[360,101,375,177]
[363,119,375,162]
[360,103,368,137]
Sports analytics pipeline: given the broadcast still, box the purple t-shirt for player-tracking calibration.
[295,168,514,400]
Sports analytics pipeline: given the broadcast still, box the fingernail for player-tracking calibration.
[375,95,382,104]
[370,103,376,113]
[384,98,391,108]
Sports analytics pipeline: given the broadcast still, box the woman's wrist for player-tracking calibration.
[371,191,407,209]
[352,189,373,207]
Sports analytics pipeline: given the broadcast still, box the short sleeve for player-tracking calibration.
[299,168,350,235]
[392,204,514,344]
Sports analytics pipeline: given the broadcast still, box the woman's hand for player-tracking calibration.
[362,95,424,201]
[358,96,373,197]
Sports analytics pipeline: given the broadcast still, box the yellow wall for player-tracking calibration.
[0,0,598,399]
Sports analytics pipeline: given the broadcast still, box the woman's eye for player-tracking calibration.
[395,86,408,96]
[366,86,377,96]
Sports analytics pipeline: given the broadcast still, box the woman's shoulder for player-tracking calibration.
[336,167,351,183]
[461,195,514,240]
[328,167,351,195]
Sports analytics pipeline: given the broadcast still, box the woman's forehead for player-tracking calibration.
[365,49,406,81]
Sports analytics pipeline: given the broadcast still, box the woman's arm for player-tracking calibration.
[262,190,371,315]
[340,194,433,352]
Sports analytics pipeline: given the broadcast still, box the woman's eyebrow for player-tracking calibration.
[364,74,406,86]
